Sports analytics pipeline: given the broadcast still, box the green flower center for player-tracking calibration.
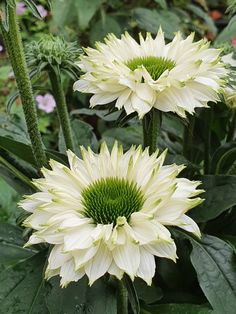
[81,177,145,225]
[126,56,176,80]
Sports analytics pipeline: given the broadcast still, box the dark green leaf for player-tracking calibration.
[216,15,236,42]
[211,142,236,174]
[190,175,236,222]
[187,4,217,35]
[132,8,181,39]
[89,16,122,44]
[124,276,140,314]
[141,303,213,314]
[0,164,33,194]
[76,0,103,30]
[0,136,37,167]
[59,119,98,156]
[0,251,49,314]
[134,279,163,305]
[154,0,167,9]
[46,276,117,314]
[102,125,142,151]
[0,222,35,264]
[190,234,236,314]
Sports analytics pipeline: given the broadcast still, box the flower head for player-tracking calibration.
[36,5,48,19]
[26,35,81,79]
[16,2,26,16]
[74,29,227,119]
[36,93,56,113]
[19,142,203,287]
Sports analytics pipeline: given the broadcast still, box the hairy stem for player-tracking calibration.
[117,279,128,314]
[48,69,75,151]
[0,5,47,169]
[142,109,161,154]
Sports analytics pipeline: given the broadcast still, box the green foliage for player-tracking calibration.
[132,8,182,40]
[1,1,236,313]
[190,235,236,314]
[190,175,236,222]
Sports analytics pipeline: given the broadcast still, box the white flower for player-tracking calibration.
[19,142,203,287]
[221,53,236,109]
[74,29,227,119]
[222,52,236,67]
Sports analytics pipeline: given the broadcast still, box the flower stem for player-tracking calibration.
[0,5,47,169]
[204,106,213,174]
[142,109,161,154]
[226,109,236,142]
[48,69,75,152]
[117,279,128,314]
[183,115,195,162]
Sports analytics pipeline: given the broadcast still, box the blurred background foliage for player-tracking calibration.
[1,1,236,313]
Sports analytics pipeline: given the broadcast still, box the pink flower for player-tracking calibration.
[0,45,3,52]
[36,94,56,113]
[37,5,48,18]
[231,38,236,48]
[16,2,26,16]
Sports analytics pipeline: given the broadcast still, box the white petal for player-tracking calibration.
[85,243,112,285]
[60,259,84,287]
[113,241,140,280]
[48,244,70,269]
[137,247,155,285]
[145,240,177,261]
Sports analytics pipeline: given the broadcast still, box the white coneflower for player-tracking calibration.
[74,29,227,118]
[19,142,203,287]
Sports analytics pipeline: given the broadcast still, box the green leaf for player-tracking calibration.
[211,142,236,174]
[154,0,167,9]
[0,164,33,194]
[141,303,213,314]
[46,276,117,314]
[0,222,35,264]
[76,0,103,30]
[71,108,121,122]
[132,8,181,39]
[216,15,236,42]
[190,234,236,314]
[23,0,43,19]
[124,276,140,314]
[89,15,122,44]
[102,125,142,150]
[187,4,217,35]
[190,175,236,222]
[0,251,49,314]
[0,136,37,167]
[134,279,163,305]
[59,119,98,156]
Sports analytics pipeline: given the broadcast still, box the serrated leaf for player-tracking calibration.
[190,175,236,222]
[190,234,236,314]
